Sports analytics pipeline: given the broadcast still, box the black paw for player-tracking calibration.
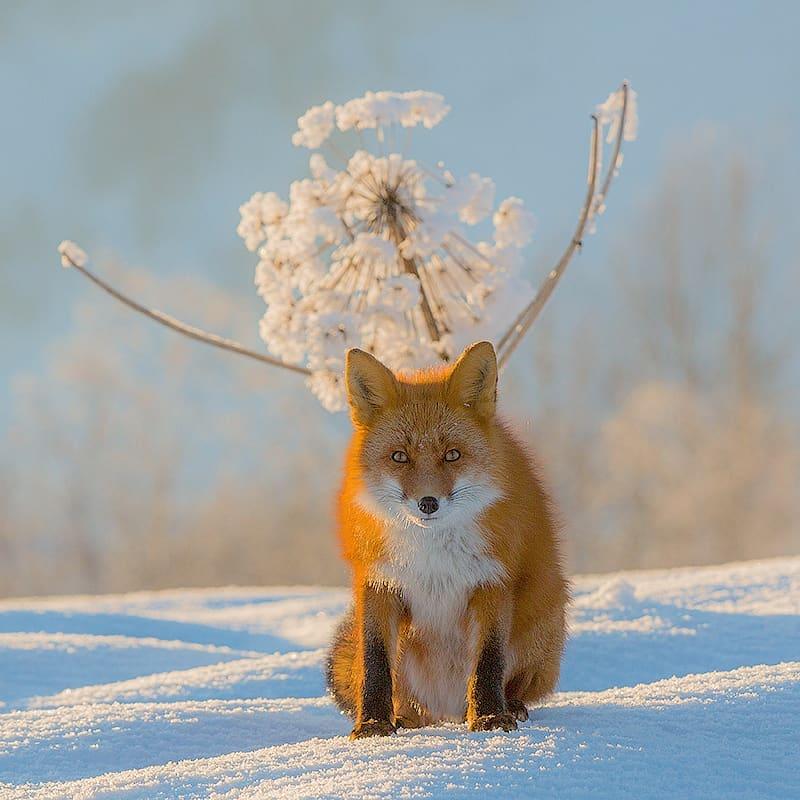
[349,719,397,739]
[468,712,518,732]
[507,700,529,722]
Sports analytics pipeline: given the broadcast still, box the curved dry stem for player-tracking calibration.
[61,85,630,387]
[496,82,630,370]
[596,81,629,206]
[63,255,312,377]
[496,115,601,369]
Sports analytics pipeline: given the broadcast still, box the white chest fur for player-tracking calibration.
[370,521,506,719]
[370,521,506,632]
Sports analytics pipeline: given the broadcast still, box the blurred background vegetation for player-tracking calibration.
[1,1,798,595]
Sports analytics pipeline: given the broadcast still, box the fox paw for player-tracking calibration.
[469,712,518,732]
[507,700,529,722]
[349,719,397,739]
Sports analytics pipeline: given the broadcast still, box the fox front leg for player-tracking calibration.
[466,590,517,732]
[350,584,396,739]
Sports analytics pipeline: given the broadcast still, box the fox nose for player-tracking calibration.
[418,496,439,515]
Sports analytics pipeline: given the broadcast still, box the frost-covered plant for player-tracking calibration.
[237,90,544,411]
[59,84,636,413]
[237,88,636,411]
[58,240,87,269]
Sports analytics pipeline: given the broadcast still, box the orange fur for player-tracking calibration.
[327,342,569,736]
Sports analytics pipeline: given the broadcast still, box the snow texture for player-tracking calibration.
[1,558,798,799]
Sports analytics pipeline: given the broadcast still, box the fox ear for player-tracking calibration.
[447,341,498,419]
[345,348,399,425]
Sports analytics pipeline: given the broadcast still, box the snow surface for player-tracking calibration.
[1,558,798,799]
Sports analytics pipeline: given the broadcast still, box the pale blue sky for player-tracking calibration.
[2,0,798,429]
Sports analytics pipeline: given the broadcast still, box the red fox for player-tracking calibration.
[327,341,568,738]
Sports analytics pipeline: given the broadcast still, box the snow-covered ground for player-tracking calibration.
[1,557,798,799]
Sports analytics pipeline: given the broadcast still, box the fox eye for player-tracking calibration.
[391,450,409,463]
[444,448,461,462]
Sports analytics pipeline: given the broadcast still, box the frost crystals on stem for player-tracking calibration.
[58,85,636,412]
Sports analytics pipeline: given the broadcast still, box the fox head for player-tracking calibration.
[345,341,503,529]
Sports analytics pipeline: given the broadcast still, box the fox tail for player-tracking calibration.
[325,605,357,717]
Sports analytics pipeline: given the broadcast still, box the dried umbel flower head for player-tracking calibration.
[58,85,635,413]
[238,90,539,411]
